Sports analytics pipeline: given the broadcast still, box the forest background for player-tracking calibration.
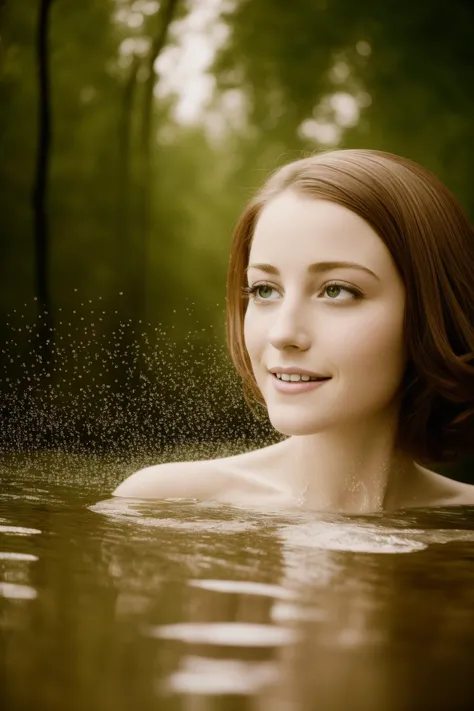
[1,0,474,481]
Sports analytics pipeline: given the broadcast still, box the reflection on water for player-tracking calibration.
[0,582,37,600]
[0,525,42,535]
[1,453,474,711]
[162,654,280,696]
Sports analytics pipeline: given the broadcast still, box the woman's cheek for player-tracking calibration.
[333,312,405,367]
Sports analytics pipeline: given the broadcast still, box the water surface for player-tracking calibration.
[1,452,474,711]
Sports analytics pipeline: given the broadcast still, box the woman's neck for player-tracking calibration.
[279,425,419,514]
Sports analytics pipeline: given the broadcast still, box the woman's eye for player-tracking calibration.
[322,283,361,301]
[325,284,346,299]
[243,281,361,303]
[255,284,275,300]
[242,283,278,301]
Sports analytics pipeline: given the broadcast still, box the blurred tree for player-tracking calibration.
[116,52,140,277]
[135,0,181,322]
[33,0,54,363]
[212,0,474,214]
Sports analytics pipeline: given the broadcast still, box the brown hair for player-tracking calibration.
[226,149,474,465]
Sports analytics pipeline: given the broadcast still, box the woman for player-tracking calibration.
[114,149,474,513]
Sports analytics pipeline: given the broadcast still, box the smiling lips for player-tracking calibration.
[274,373,329,382]
[270,371,331,394]
[269,367,330,380]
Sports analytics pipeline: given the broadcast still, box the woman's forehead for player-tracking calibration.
[249,192,394,275]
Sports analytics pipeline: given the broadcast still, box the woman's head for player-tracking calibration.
[226,149,474,465]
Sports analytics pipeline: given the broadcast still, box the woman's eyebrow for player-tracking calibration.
[246,261,380,281]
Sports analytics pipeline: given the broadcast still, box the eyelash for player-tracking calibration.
[241,280,363,303]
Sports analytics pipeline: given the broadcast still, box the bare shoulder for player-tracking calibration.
[416,466,474,507]
[445,480,474,506]
[112,457,227,500]
[112,440,288,501]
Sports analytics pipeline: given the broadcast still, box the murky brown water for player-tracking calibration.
[2,452,474,711]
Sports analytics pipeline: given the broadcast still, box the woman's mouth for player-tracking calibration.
[271,372,331,394]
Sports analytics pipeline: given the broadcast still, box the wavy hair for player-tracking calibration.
[226,149,474,465]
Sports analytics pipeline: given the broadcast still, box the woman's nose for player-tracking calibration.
[268,303,311,351]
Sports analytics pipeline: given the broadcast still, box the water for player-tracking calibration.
[2,453,474,711]
[0,303,276,456]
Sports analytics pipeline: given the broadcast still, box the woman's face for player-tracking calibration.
[243,190,407,436]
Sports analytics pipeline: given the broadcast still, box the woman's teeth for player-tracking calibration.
[275,373,323,382]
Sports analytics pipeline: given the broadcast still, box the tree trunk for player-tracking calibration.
[32,0,54,366]
[117,53,140,305]
[135,0,180,321]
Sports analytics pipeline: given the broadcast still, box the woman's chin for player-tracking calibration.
[268,412,329,437]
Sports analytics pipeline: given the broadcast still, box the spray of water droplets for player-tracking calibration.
[0,296,279,475]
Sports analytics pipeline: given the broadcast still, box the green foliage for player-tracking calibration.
[213,0,474,214]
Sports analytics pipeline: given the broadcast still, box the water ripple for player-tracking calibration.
[145,622,299,646]
[189,578,295,599]
[161,655,280,695]
[90,499,258,533]
[0,552,38,561]
[280,521,474,554]
[0,525,42,536]
[0,582,37,599]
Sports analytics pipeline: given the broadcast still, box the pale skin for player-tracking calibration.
[114,191,474,513]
